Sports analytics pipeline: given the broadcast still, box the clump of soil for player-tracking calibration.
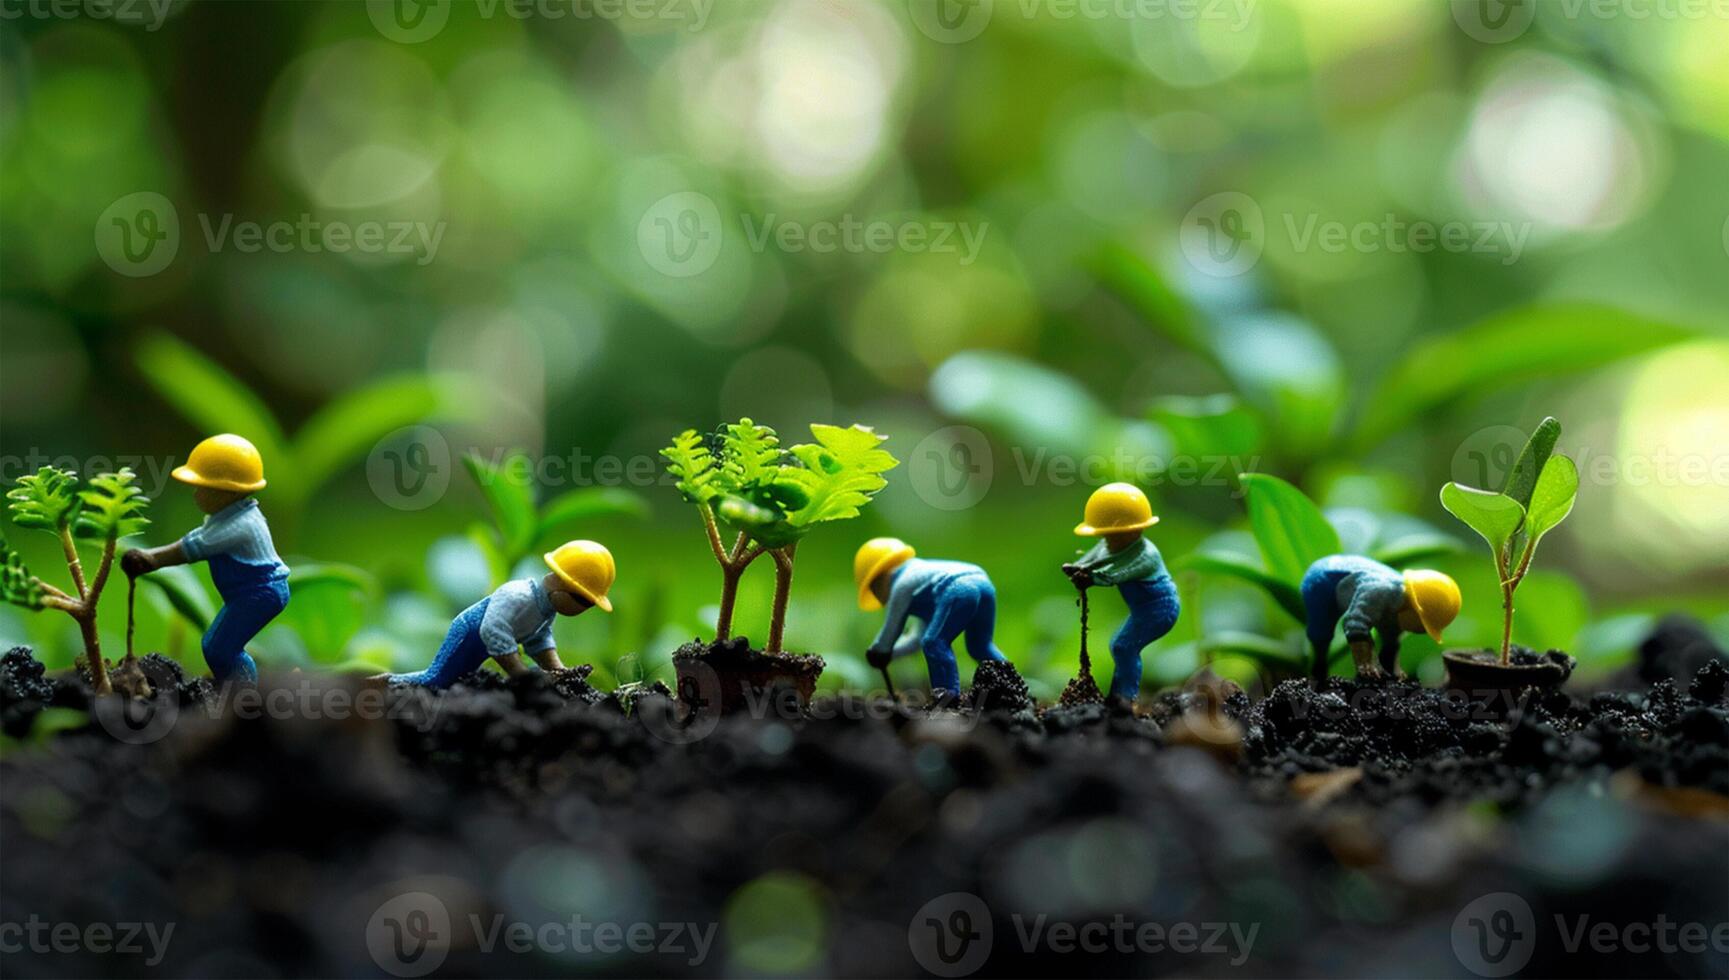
[671,635,825,677]
[1056,589,1104,707]
[962,659,1033,715]
[0,647,54,737]
[672,635,825,712]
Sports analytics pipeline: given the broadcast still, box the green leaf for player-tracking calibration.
[6,466,81,533]
[280,577,368,663]
[1440,483,1525,569]
[1522,454,1578,549]
[1089,240,1208,354]
[1239,474,1342,584]
[74,469,152,540]
[136,332,288,473]
[780,424,899,529]
[1500,417,1560,513]
[1353,304,1699,451]
[287,561,379,596]
[140,565,214,631]
[1370,534,1463,568]
[661,429,721,503]
[1182,551,1306,622]
[1197,630,1306,671]
[1148,394,1261,460]
[463,451,538,558]
[536,487,649,545]
[291,376,466,499]
[719,418,785,490]
[0,534,44,610]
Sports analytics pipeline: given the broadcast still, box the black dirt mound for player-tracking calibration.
[0,646,53,737]
[671,635,825,677]
[963,659,1033,715]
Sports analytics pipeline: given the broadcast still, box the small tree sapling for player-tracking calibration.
[2,467,152,695]
[663,419,898,653]
[1440,417,1579,666]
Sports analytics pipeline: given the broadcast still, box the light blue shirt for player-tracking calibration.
[1074,536,1169,587]
[869,558,988,657]
[480,578,557,658]
[179,498,286,572]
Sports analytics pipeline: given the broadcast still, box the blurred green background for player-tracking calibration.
[3,0,1727,700]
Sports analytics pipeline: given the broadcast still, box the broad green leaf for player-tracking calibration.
[1089,241,1208,354]
[1182,551,1306,622]
[781,424,898,529]
[287,561,379,597]
[280,578,367,663]
[1522,454,1578,547]
[1500,416,1560,512]
[463,451,537,557]
[1439,483,1525,567]
[292,376,467,498]
[74,469,151,540]
[6,467,81,533]
[1239,473,1341,584]
[661,429,721,503]
[1148,394,1261,460]
[1370,534,1463,568]
[136,332,288,470]
[140,565,214,631]
[536,487,649,545]
[1353,305,1698,451]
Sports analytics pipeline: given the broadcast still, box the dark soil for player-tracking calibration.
[2,621,1727,978]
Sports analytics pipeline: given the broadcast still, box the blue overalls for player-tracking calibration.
[179,498,289,683]
[389,578,558,689]
[1300,554,1407,681]
[868,559,1007,697]
[1073,537,1180,700]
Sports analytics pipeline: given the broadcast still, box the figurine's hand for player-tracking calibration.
[120,549,153,578]
[1348,639,1383,681]
[866,647,892,670]
[1062,563,1093,588]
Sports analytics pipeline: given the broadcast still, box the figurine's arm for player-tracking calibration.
[868,578,917,657]
[121,541,189,577]
[1069,540,1110,570]
[478,596,524,662]
[890,618,926,659]
[1093,540,1163,587]
[523,618,564,671]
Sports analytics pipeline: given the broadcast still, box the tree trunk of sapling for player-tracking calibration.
[716,565,742,640]
[765,544,796,655]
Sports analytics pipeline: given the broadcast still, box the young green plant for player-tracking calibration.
[662,419,898,654]
[1440,417,1579,665]
[1,467,151,695]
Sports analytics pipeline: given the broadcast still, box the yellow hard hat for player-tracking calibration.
[1403,569,1461,643]
[1074,482,1159,537]
[544,540,616,613]
[172,434,267,493]
[854,537,915,611]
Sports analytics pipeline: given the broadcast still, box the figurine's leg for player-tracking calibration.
[921,591,976,698]
[1300,568,1343,684]
[390,600,491,689]
[961,576,1007,664]
[200,582,288,683]
[1108,580,1180,701]
[1378,634,1404,679]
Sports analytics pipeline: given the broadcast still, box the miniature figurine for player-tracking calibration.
[122,434,288,683]
[1300,554,1460,682]
[1061,483,1179,703]
[384,539,615,689]
[855,537,1007,699]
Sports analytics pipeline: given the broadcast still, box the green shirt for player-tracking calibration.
[1074,537,1169,587]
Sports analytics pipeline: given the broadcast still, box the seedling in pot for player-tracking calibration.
[1439,416,1579,691]
[854,537,1009,702]
[2,466,151,696]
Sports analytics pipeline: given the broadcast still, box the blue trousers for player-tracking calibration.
[1105,577,1180,700]
[922,575,1006,696]
[203,580,289,683]
[389,597,493,689]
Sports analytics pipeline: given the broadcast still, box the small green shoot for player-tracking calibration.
[3,466,152,695]
[1440,417,1579,664]
[462,449,648,585]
